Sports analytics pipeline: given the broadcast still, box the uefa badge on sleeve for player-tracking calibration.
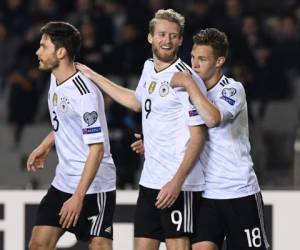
[83,111,98,126]
[220,88,236,105]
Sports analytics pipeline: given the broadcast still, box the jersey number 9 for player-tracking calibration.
[145,99,152,119]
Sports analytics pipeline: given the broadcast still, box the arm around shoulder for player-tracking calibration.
[76,63,141,112]
[171,72,221,127]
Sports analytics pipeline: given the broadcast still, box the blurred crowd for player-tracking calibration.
[1,0,300,189]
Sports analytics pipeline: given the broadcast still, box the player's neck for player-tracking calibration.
[52,61,77,85]
[205,71,223,89]
[153,57,177,72]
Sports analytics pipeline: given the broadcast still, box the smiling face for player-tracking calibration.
[36,34,59,71]
[148,19,183,63]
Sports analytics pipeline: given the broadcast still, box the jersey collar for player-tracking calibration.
[207,75,226,92]
[153,58,180,74]
[55,70,79,86]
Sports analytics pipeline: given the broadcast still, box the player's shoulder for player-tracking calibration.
[173,59,192,74]
[71,72,96,96]
[218,75,245,93]
[50,73,56,86]
[215,76,246,106]
[144,58,154,68]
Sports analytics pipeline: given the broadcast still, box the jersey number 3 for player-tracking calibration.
[51,111,59,132]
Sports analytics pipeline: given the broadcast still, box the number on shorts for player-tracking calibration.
[171,210,182,231]
[244,227,262,247]
[144,99,151,119]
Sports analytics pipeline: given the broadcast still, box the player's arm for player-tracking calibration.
[156,125,206,209]
[171,71,221,127]
[27,131,55,172]
[76,63,141,112]
[59,143,104,228]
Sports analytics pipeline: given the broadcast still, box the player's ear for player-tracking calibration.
[147,33,153,44]
[178,36,183,46]
[216,56,225,68]
[56,47,67,59]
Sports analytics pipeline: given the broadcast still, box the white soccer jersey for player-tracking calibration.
[201,75,260,199]
[135,58,207,191]
[48,71,116,194]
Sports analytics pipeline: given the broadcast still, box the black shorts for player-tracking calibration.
[191,192,270,250]
[134,185,201,240]
[35,186,115,241]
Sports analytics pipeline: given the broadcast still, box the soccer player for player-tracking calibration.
[26,22,116,250]
[77,9,219,250]
[132,28,270,250]
[172,28,270,250]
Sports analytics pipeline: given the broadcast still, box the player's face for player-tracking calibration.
[148,19,182,63]
[36,34,59,71]
[191,45,219,82]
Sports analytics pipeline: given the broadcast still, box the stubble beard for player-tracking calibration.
[153,46,178,63]
[38,56,59,71]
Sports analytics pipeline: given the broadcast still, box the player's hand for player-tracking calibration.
[27,145,51,172]
[170,71,192,88]
[155,180,181,209]
[75,62,96,79]
[59,195,83,229]
[130,133,144,155]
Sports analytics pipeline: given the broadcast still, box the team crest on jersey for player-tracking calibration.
[220,88,236,105]
[52,93,57,106]
[60,97,69,113]
[83,111,98,126]
[148,81,157,94]
[159,83,169,97]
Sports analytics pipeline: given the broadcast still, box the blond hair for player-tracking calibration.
[149,9,185,37]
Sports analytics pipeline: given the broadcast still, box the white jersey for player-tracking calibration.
[48,71,116,194]
[201,75,260,199]
[135,58,207,191]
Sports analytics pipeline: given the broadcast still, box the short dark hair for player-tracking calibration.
[41,21,81,60]
[193,28,229,58]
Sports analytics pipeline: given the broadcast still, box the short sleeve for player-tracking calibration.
[215,83,246,122]
[78,93,104,145]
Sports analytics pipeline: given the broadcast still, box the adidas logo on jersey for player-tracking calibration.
[104,226,112,233]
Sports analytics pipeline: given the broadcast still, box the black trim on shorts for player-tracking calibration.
[134,185,202,240]
[35,186,115,241]
[191,193,270,249]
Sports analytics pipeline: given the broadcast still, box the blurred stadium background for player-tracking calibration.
[0,0,300,249]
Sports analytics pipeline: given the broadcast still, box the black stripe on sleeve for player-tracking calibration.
[175,65,183,72]
[73,79,84,95]
[179,62,192,74]
[77,75,90,93]
[74,77,88,94]
[177,63,186,71]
